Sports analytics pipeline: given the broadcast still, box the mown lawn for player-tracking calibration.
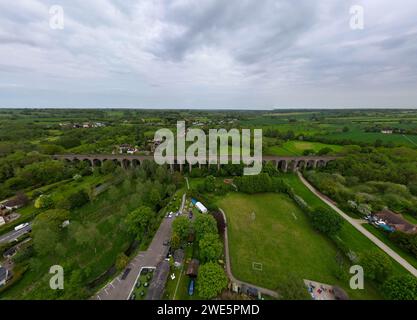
[217,192,381,299]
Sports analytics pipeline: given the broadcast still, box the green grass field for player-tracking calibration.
[217,192,381,299]
[266,141,344,156]
[319,127,417,147]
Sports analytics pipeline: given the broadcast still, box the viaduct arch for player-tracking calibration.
[53,154,338,173]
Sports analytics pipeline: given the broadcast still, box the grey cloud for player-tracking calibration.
[0,0,417,108]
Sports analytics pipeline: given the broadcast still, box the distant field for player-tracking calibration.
[318,127,417,147]
[266,141,344,156]
[218,192,381,299]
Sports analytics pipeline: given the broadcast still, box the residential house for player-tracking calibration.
[381,129,393,134]
[374,209,417,234]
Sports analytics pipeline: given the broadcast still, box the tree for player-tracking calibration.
[199,233,223,262]
[196,262,228,299]
[310,207,343,236]
[171,232,181,250]
[67,190,89,209]
[317,147,332,155]
[203,176,216,193]
[172,216,192,242]
[194,214,218,240]
[34,194,54,209]
[101,160,117,174]
[116,253,129,271]
[360,251,393,283]
[382,275,417,300]
[125,206,154,238]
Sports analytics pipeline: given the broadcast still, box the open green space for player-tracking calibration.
[217,192,381,299]
[266,141,344,156]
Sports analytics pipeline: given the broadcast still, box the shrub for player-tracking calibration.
[310,207,344,236]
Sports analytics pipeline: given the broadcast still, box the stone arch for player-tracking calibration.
[278,160,287,172]
[316,160,326,168]
[122,159,131,169]
[82,158,93,166]
[288,160,297,172]
[297,160,306,170]
[93,159,102,167]
[306,159,316,169]
[132,159,141,167]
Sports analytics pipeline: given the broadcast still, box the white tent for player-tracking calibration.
[195,202,208,213]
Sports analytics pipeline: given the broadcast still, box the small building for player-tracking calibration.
[173,249,185,268]
[381,129,393,134]
[186,259,200,278]
[118,144,137,154]
[374,209,417,234]
[191,199,208,213]
[2,194,28,211]
[145,261,170,300]
[195,202,208,213]
[0,266,9,287]
[0,216,5,226]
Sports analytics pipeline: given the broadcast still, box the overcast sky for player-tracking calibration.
[1,0,417,109]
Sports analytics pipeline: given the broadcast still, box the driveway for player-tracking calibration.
[94,193,186,300]
[297,171,417,278]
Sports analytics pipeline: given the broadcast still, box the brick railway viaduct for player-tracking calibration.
[53,154,338,173]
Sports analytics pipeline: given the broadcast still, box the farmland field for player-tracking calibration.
[265,141,344,156]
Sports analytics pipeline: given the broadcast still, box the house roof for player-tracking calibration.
[374,209,416,234]
[145,261,170,300]
[3,194,27,208]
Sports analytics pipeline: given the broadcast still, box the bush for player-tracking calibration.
[67,190,90,209]
[197,262,228,299]
[34,194,54,209]
[199,233,223,262]
[382,275,417,300]
[310,207,344,236]
[360,251,393,283]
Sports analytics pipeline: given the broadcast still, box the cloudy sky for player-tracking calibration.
[1,0,417,109]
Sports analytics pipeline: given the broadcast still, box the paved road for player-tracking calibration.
[0,224,32,244]
[297,171,417,278]
[219,208,279,299]
[94,193,187,300]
